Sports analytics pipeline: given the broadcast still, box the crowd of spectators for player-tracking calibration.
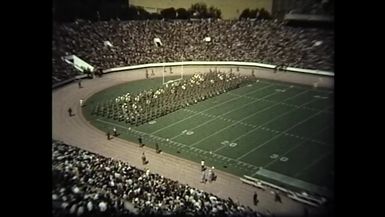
[52,19,334,84]
[52,140,264,217]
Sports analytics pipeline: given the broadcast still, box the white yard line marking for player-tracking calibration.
[214,90,321,153]
[265,124,334,170]
[149,83,275,135]
[236,105,328,161]
[170,90,281,141]
[293,151,332,177]
[214,107,296,154]
[228,91,333,114]
[188,90,282,147]
[169,118,215,140]
[258,80,333,94]
[263,140,307,168]
[298,97,322,107]
[96,118,259,170]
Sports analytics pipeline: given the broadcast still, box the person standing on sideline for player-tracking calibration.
[142,152,147,165]
[211,166,217,181]
[155,143,160,153]
[106,131,111,140]
[78,79,82,88]
[113,127,117,136]
[201,170,206,183]
[207,167,213,183]
[138,137,143,147]
[201,160,205,171]
[253,192,259,206]
[274,191,282,203]
[68,108,73,117]
[80,99,84,107]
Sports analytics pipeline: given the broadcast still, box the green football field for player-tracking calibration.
[83,76,334,197]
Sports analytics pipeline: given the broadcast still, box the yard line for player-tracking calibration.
[298,96,323,107]
[178,89,279,133]
[149,97,237,134]
[257,80,333,94]
[304,124,333,144]
[229,92,310,106]
[236,106,328,161]
[214,107,295,153]
[212,89,311,153]
[282,90,310,102]
[184,109,328,146]
[293,151,332,177]
[188,90,283,147]
[187,88,282,121]
[228,91,332,114]
[149,83,275,134]
[170,104,249,140]
[183,109,253,126]
[96,118,259,170]
[263,140,307,168]
[249,170,260,177]
[169,118,216,140]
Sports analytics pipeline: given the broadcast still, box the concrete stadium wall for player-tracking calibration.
[53,61,334,90]
[103,62,334,89]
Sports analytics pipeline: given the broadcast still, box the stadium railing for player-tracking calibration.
[52,61,334,89]
[102,61,334,77]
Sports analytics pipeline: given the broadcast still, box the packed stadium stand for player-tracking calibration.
[52,19,333,84]
[52,140,264,217]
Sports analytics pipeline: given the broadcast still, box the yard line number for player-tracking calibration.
[221,140,238,147]
[181,130,194,135]
[270,153,289,162]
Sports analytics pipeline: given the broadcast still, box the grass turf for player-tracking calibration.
[83,76,334,195]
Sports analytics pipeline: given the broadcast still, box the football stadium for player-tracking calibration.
[52,1,334,216]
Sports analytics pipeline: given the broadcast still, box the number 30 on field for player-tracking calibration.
[270,153,289,162]
[221,140,238,147]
